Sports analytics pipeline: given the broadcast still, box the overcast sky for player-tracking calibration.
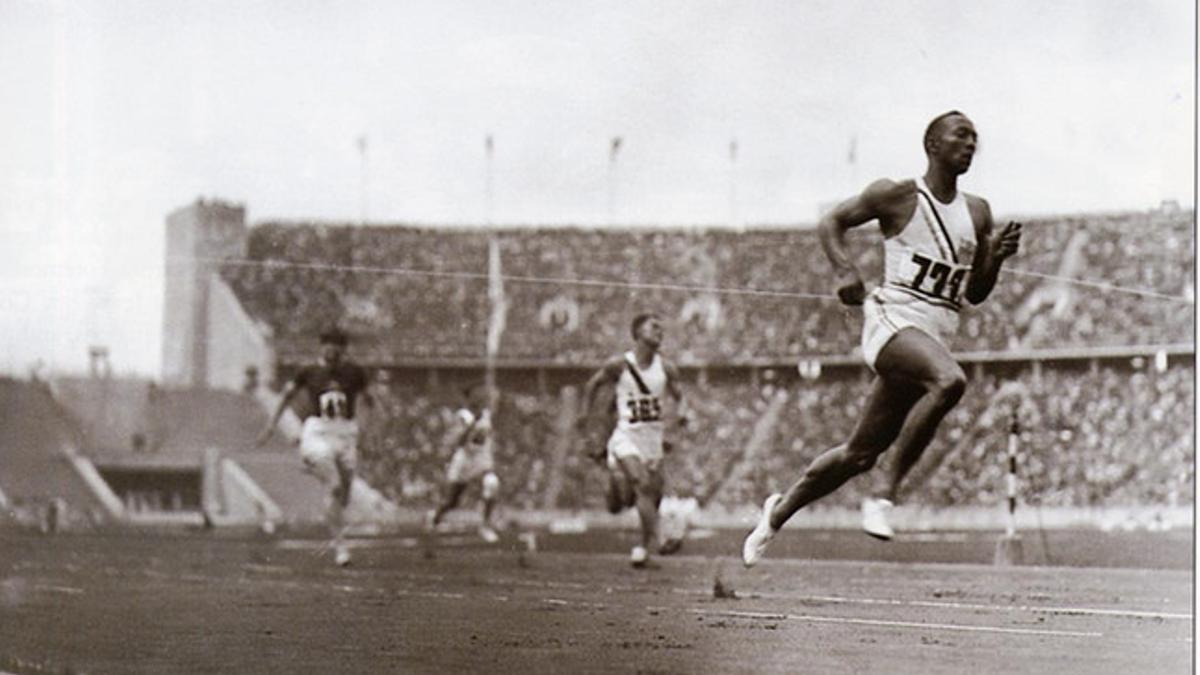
[0,0,1194,376]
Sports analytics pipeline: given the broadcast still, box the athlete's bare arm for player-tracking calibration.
[352,369,372,422]
[256,379,300,446]
[578,357,627,427]
[963,195,1022,304]
[663,362,685,403]
[358,373,375,411]
[354,371,375,447]
[663,361,689,423]
[662,361,691,455]
[818,179,918,305]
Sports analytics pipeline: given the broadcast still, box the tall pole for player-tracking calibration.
[357,135,368,226]
[484,134,501,412]
[485,134,495,226]
[847,132,858,194]
[728,138,739,229]
[1005,404,1020,538]
[485,238,504,414]
[608,136,622,225]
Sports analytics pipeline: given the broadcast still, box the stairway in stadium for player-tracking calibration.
[0,378,107,522]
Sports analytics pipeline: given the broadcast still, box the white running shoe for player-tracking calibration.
[861,497,895,541]
[742,493,782,568]
[334,543,352,567]
[478,525,500,543]
[630,545,649,568]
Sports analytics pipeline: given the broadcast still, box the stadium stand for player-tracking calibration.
[0,377,108,529]
[79,199,1173,524]
[353,357,1192,512]
[217,211,1191,368]
[193,202,1195,513]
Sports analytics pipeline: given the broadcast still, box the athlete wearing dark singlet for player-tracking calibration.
[258,328,373,567]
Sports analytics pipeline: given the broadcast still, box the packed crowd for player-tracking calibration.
[353,359,1193,511]
[221,209,1193,364]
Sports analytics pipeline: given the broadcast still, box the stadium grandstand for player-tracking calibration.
[7,198,1191,530]
[154,198,1193,522]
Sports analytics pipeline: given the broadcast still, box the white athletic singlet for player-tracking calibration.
[878,177,977,310]
[457,408,493,455]
[446,408,494,483]
[861,177,978,369]
[607,351,669,468]
[614,352,667,434]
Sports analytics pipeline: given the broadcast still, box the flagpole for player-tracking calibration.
[847,132,858,194]
[728,138,739,230]
[485,134,495,226]
[608,136,622,225]
[357,135,368,226]
[484,134,501,412]
[485,237,504,413]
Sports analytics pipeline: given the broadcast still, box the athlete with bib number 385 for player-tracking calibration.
[744,111,1021,567]
[581,313,688,569]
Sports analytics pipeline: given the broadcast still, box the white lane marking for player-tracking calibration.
[36,585,84,594]
[259,557,1190,624]
[275,538,418,550]
[674,607,1104,638]
[90,562,1192,644]
[807,594,1193,621]
[275,535,492,550]
[687,590,1194,622]
[391,589,466,600]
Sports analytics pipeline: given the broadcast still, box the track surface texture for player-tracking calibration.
[0,528,1192,674]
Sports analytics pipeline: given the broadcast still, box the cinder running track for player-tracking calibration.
[0,528,1191,674]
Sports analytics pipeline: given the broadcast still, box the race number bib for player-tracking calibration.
[319,390,349,419]
[626,397,662,424]
[903,252,970,305]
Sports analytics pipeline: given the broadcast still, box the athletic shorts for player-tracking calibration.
[607,426,664,472]
[861,289,959,371]
[299,417,359,482]
[447,447,495,484]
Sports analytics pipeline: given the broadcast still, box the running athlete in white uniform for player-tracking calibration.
[581,313,686,568]
[428,383,501,543]
[744,111,1021,566]
[258,327,373,567]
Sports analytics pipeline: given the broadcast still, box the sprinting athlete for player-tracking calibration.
[427,383,501,543]
[581,313,686,568]
[258,327,373,567]
[744,111,1021,566]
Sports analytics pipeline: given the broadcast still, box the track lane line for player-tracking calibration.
[672,607,1105,638]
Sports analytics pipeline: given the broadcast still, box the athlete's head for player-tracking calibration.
[923,110,977,175]
[318,327,349,364]
[631,312,663,349]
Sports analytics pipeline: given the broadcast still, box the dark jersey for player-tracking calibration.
[291,362,369,420]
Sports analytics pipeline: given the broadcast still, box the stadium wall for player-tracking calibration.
[206,274,274,393]
[162,199,248,388]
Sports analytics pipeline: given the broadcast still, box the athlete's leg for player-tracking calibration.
[870,328,967,503]
[330,454,356,565]
[605,465,636,514]
[480,473,500,524]
[604,437,636,513]
[432,481,468,525]
[617,455,661,553]
[768,373,922,530]
[644,463,665,541]
[478,473,500,542]
[605,471,623,514]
